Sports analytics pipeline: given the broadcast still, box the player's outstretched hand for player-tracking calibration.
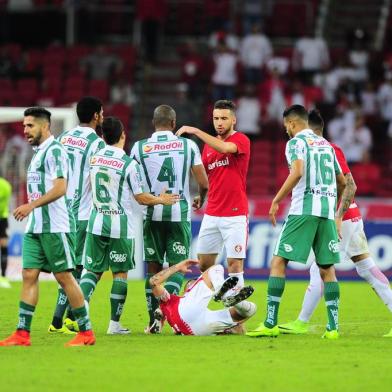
[159,189,180,205]
[176,126,200,137]
[13,203,34,221]
[177,259,199,274]
[269,201,279,226]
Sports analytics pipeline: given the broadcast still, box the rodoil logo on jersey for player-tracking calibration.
[90,156,125,170]
[143,141,183,154]
[61,136,88,150]
[109,251,127,263]
[208,157,229,171]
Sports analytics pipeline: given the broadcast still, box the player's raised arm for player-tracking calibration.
[149,259,199,297]
[176,126,238,154]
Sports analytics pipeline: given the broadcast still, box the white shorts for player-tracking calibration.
[197,214,248,259]
[339,218,369,261]
[179,278,236,335]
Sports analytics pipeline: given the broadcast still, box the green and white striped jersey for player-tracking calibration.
[285,129,342,220]
[58,126,105,221]
[130,131,202,222]
[87,145,144,239]
[26,136,75,233]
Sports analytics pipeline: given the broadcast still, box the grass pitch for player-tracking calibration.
[1,278,392,392]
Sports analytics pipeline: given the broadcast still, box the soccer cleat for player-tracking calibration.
[278,319,309,335]
[48,324,76,335]
[0,330,31,346]
[383,328,392,338]
[321,330,339,340]
[0,276,11,289]
[64,318,79,332]
[64,330,96,347]
[222,286,254,307]
[107,320,131,335]
[213,276,239,302]
[246,324,279,338]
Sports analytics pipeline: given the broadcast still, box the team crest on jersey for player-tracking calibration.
[234,244,242,253]
[328,240,339,253]
[143,141,183,154]
[61,136,88,150]
[91,156,125,169]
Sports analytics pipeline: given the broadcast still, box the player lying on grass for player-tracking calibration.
[149,259,256,335]
[278,109,392,338]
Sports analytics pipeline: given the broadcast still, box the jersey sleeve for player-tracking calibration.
[286,138,306,165]
[189,139,202,166]
[232,133,250,155]
[90,137,106,155]
[129,142,139,163]
[332,149,343,175]
[332,144,350,175]
[47,146,68,180]
[127,161,144,195]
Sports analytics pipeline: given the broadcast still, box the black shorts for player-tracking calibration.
[0,218,8,238]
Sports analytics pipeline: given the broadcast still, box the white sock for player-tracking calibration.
[208,265,225,291]
[225,271,245,298]
[298,262,324,322]
[355,257,392,311]
[234,300,257,318]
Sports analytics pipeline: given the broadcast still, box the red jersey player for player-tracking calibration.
[279,109,392,337]
[176,100,250,299]
[149,259,256,335]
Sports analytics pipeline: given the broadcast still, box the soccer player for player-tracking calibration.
[131,105,208,333]
[176,100,250,301]
[0,176,12,288]
[48,96,105,334]
[79,116,179,334]
[150,259,257,335]
[279,109,392,337]
[246,104,346,339]
[0,107,95,346]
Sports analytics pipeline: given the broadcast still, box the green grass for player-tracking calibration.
[1,278,392,392]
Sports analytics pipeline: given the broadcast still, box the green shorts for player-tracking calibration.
[274,215,340,265]
[23,232,75,273]
[143,221,190,265]
[83,232,135,273]
[75,220,88,266]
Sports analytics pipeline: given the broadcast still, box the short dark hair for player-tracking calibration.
[101,116,123,145]
[76,96,103,123]
[152,105,176,128]
[24,107,51,123]
[308,109,324,133]
[283,104,308,122]
[214,100,236,112]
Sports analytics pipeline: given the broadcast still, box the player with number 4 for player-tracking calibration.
[131,105,209,334]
